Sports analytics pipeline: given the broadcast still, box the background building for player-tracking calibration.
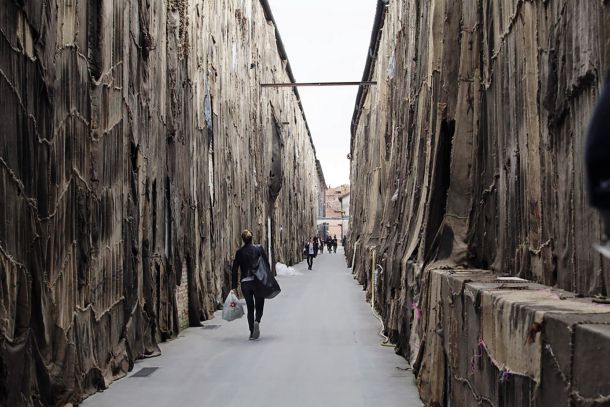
[339,192,350,240]
[315,160,328,238]
[318,184,350,239]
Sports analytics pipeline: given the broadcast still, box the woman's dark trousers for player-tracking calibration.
[307,254,314,269]
[241,280,265,333]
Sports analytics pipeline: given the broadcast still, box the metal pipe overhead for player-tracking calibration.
[260,81,377,88]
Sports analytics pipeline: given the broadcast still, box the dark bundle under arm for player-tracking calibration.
[586,70,610,209]
[259,245,270,267]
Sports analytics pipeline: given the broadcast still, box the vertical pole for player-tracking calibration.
[351,241,359,269]
[267,216,272,266]
[371,250,376,310]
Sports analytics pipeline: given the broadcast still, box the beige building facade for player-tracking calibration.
[318,185,350,240]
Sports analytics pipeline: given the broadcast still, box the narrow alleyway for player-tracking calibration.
[82,248,421,407]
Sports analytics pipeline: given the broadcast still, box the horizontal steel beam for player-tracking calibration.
[260,81,377,88]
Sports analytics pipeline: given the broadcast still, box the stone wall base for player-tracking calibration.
[415,269,610,406]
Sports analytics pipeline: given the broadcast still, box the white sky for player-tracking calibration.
[266,1,377,187]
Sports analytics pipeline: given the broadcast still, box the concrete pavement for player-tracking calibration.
[83,247,422,407]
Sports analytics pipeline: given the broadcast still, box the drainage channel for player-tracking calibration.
[130,367,159,378]
[201,324,221,329]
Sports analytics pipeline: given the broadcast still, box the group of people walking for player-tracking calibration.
[303,235,341,270]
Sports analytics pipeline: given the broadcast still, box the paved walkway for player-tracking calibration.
[84,247,422,407]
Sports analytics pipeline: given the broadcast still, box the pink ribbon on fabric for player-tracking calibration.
[411,303,422,319]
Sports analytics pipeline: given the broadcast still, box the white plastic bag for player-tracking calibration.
[222,291,244,321]
[276,262,302,276]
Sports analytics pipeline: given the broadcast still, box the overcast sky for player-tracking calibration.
[266,1,377,188]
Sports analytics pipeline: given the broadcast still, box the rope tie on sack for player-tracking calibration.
[498,367,512,384]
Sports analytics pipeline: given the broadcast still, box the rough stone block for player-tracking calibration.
[573,324,610,404]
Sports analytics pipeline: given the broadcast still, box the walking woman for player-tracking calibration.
[304,237,317,270]
[231,229,269,340]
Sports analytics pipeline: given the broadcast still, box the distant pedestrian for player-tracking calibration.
[319,237,324,254]
[586,70,610,258]
[332,235,338,253]
[231,229,269,340]
[326,237,332,253]
[304,237,317,270]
